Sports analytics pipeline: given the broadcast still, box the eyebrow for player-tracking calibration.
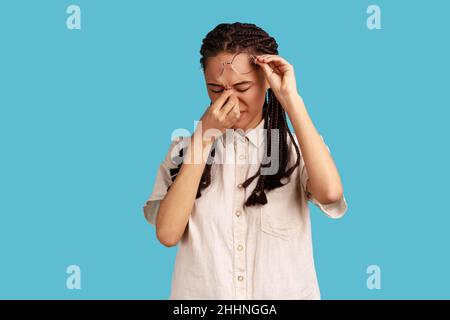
[207,80,254,87]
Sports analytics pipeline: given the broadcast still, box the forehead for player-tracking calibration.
[211,51,241,61]
[204,51,257,84]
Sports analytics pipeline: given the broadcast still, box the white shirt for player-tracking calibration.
[143,118,348,299]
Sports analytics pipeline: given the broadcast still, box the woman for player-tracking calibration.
[143,22,348,299]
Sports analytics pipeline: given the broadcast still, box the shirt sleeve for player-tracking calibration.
[298,134,348,219]
[142,139,184,226]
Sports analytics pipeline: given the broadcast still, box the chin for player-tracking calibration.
[232,118,248,130]
[232,112,250,129]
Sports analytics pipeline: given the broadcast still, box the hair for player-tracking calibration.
[168,22,301,207]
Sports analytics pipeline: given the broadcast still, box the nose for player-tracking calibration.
[223,87,244,98]
[223,87,241,93]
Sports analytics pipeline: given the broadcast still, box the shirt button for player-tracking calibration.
[241,137,246,142]
[237,245,243,251]
[235,210,242,217]
[239,154,246,160]
[237,276,244,282]
[237,183,243,189]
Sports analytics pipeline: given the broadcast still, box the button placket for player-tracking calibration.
[232,133,248,299]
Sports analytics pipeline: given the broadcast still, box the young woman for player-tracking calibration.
[143,22,348,300]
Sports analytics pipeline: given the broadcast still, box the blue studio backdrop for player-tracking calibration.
[0,0,449,299]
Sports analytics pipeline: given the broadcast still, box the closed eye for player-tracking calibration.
[207,81,254,94]
[211,87,250,93]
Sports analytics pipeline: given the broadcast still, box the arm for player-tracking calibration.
[155,132,213,247]
[155,90,240,247]
[282,92,344,204]
[253,54,345,207]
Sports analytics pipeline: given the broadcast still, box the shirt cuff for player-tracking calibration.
[309,193,348,219]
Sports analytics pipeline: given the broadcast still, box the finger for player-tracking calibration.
[254,59,276,78]
[263,56,293,73]
[261,56,290,69]
[225,102,241,122]
[257,58,291,77]
[219,94,238,117]
[255,54,277,62]
[210,90,233,111]
[257,55,288,68]
[255,54,271,59]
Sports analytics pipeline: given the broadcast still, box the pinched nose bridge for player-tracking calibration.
[218,66,241,91]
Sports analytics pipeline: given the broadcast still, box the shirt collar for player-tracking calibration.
[219,118,265,148]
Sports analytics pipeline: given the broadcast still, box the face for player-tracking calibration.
[204,51,270,131]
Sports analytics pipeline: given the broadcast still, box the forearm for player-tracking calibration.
[156,132,213,246]
[281,93,343,203]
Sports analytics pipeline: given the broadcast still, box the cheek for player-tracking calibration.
[240,89,265,112]
[208,91,220,103]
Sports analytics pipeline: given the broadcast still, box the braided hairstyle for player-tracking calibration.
[168,22,301,206]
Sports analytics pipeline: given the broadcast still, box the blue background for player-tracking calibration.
[0,0,449,299]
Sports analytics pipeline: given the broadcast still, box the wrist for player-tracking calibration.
[192,129,215,148]
[182,134,212,166]
[280,91,303,113]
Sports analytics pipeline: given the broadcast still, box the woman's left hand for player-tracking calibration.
[254,54,299,105]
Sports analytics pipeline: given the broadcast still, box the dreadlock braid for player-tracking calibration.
[169,22,301,207]
[168,139,217,199]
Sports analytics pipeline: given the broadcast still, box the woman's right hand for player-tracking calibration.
[155,92,240,247]
[198,91,241,139]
